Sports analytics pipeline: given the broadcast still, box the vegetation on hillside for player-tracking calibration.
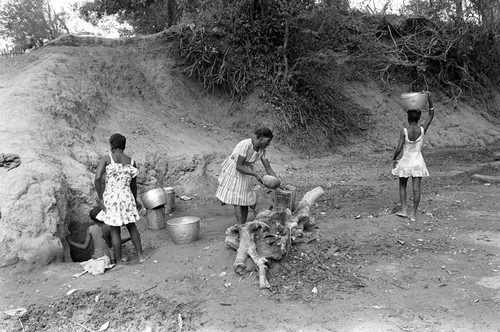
[2,0,500,150]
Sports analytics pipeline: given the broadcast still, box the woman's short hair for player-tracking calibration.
[407,110,422,122]
[110,133,126,150]
[254,127,274,139]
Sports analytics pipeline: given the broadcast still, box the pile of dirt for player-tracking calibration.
[20,289,202,332]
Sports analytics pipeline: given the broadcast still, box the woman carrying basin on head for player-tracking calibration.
[216,127,279,224]
[391,92,435,222]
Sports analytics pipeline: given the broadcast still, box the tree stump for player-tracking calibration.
[225,186,324,289]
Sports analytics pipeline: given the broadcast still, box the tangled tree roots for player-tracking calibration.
[225,186,324,289]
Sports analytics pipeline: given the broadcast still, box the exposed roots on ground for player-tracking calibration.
[225,186,324,289]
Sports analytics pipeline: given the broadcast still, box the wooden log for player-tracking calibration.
[233,221,270,289]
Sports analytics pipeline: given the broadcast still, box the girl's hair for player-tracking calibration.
[407,110,422,123]
[110,133,126,150]
[254,127,274,139]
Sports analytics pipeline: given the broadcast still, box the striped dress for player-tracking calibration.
[215,138,266,206]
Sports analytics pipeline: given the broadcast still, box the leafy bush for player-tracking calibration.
[172,0,500,149]
[173,0,371,152]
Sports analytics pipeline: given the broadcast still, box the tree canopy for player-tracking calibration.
[0,0,69,47]
[79,0,179,34]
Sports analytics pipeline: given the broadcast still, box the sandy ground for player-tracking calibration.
[2,147,500,332]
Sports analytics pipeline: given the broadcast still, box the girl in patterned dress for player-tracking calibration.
[95,134,145,264]
[216,127,278,224]
[392,92,435,222]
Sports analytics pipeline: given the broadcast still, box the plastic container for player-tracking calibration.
[140,188,167,210]
[274,185,296,212]
[400,92,428,110]
[163,187,175,214]
[167,216,200,244]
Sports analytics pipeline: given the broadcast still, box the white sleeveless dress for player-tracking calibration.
[392,126,429,178]
[102,154,140,226]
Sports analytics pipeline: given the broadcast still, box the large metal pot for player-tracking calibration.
[140,188,167,210]
[167,216,200,244]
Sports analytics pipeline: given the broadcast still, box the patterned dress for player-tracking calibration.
[392,126,429,178]
[102,154,140,227]
[216,138,266,206]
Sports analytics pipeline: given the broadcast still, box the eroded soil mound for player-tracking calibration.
[21,289,202,332]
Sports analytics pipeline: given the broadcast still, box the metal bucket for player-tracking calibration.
[167,216,200,244]
[163,187,175,214]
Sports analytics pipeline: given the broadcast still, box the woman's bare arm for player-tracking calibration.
[392,129,405,162]
[261,157,277,178]
[422,93,434,133]
[67,228,91,250]
[235,155,261,181]
[94,155,108,207]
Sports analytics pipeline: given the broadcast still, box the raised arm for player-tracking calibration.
[422,93,434,133]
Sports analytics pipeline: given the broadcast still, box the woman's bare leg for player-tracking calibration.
[411,177,422,221]
[125,223,145,262]
[234,205,249,224]
[109,226,123,264]
[398,177,409,216]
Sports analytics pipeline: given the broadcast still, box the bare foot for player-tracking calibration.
[139,254,149,264]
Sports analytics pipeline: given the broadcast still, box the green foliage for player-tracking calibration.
[352,15,500,115]
[0,0,69,47]
[78,0,500,147]
[173,0,371,151]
